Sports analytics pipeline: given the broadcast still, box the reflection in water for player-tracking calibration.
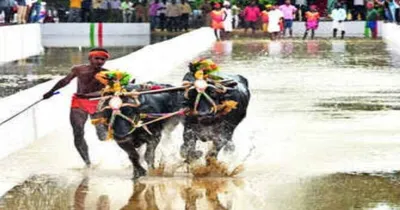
[268,41,282,57]
[291,173,400,210]
[331,40,346,53]
[74,177,89,210]
[212,41,233,64]
[306,40,320,55]
[121,183,159,210]
[0,175,244,210]
[74,177,111,210]
[2,173,400,210]
[0,175,70,209]
[121,178,243,210]
[281,41,294,56]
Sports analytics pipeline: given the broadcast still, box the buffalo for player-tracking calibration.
[96,83,183,179]
[180,60,251,164]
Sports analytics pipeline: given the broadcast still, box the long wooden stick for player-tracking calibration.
[89,86,188,101]
[133,86,187,95]
[136,109,187,128]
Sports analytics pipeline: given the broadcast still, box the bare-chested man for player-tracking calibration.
[42,48,109,167]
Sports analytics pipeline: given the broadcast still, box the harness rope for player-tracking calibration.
[93,79,237,142]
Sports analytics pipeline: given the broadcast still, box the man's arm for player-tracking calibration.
[43,67,77,99]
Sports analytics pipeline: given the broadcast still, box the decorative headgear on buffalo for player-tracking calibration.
[189,58,220,74]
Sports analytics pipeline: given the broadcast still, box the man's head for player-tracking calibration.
[367,1,374,9]
[155,0,159,3]
[309,4,317,11]
[181,0,185,4]
[285,0,290,5]
[172,0,176,4]
[250,0,256,6]
[223,1,230,8]
[335,2,342,8]
[88,48,110,69]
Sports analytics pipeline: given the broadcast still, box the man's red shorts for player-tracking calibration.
[71,94,100,115]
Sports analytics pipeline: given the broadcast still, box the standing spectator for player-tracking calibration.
[279,0,297,37]
[81,0,91,22]
[143,0,149,22]
[166,0,181,31]
[68,0,82,22]
[303,4,320,40]
[92,0,102,22]
[295,0,306,20]
[149,0,160,31]
[16,0,27,23]
[268,4,284,40]
[395,0,400,23]
[134,1,145,22]
[331,2,347,39]
[109,0,121,22]
[98,0,109,22]
[121,0,132,22]
[158,0,167,30]
[0,0,13,23]
[180,0,191,31]
[388,0,399,23]
[352,0,365,20]
[366,1,378,38]
[200,0,212,26]
[243,0,260,35]
[210,2,224,40]
[222,1,232,37]
[231,3,240,28]
[375,0,392,21]
[29,0,41,23]
[261,4,271,35]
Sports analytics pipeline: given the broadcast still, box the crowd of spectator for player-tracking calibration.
[0,0,47,24]
[0,0,399,28]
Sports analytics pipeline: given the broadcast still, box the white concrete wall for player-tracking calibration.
[0,27,215,160]
[382,23,400,52]
[0,24,43,64]
[41,23,150,36]
[41,23,150,47]
[42,35,151,47]
[290,21,383,37]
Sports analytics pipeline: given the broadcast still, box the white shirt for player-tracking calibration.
[268,9,284,32]
[331,8,346,21]
[354,0,364,6]
[295,0,306,5]
[158,2,166,15]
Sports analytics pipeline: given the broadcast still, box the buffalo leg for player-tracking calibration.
[206,139,225,164]
[118,140,147,179]
[181,125,202,163]
[206,126,235,164]
[144,136,160,169]
[222,127,236,153]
